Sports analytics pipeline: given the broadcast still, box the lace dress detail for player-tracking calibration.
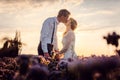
[60,30,77,59]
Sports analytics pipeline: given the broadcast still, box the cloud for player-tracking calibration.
[0,0,83,9]
[0,0,83,4]
[0,0,58,12]
[63,0,83,5]
[0,0,84,14]
[0,0,83,7]
[60,0,83,8]
[0,0,57,3]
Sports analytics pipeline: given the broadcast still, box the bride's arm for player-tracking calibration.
[59,32,74,54]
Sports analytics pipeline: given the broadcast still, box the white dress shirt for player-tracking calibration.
[40,17,59,53]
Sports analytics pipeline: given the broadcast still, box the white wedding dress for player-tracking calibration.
[60,30,77,59]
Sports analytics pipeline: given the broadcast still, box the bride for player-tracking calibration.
[58,18,78,59]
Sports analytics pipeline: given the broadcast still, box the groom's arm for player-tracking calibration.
[41,19,51,53]
[53,32,59,52]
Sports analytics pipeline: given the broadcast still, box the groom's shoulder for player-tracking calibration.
[45,17,56,22]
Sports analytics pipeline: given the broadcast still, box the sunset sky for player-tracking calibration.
[0,0,120,56]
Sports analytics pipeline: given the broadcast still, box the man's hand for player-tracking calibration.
[44,53,50,58]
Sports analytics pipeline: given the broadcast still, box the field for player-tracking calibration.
[0,55,120,80]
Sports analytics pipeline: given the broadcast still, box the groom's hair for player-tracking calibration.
[57,9,70,17]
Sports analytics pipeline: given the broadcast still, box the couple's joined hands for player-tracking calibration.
[44,50,59,59]
[44,53,50,59]
[44,50,63,60]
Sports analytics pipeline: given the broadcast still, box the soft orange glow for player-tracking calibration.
[0,0,120,57]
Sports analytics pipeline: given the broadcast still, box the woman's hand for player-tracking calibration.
[54,50,59,53]
[54,52,64,60]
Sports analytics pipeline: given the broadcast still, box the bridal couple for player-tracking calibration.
[38,9,77,60]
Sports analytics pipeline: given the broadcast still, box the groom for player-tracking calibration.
[38,9,71,58]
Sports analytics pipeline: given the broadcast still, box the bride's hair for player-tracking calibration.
[70,18,77,30]
[63,18,77,35]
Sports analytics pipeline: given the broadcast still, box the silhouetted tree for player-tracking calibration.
[0,31,23,57]
[103,32,120,47]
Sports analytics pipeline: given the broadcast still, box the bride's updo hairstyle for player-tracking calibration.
[70,18,77,31]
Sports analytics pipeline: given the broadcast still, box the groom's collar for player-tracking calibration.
[55,17,59,24]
